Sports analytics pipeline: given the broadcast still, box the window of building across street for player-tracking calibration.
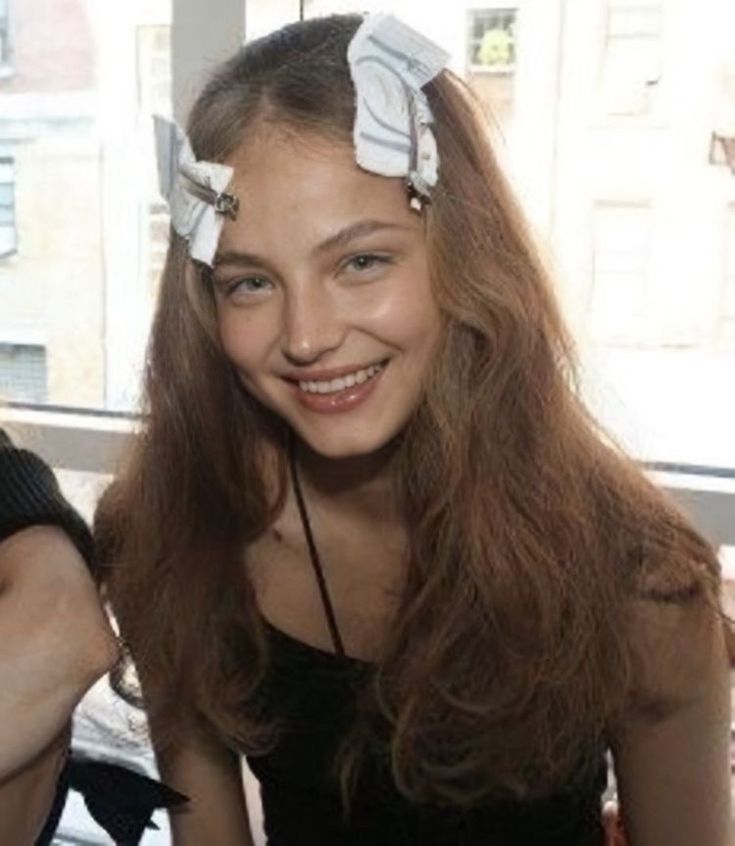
[467,8,517,73]
[0,155,16,257]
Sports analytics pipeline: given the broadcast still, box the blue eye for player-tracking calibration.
[345,253,392,273]
[225,276,273,296]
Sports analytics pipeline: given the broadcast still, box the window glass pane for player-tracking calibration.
[4,0,734,469]
[467,9,517,70]
[724,206,735,313]
[608,6,661,37]
[0,342,46,401]
[0,0,7,67]
[0,0,171,412]
[589,204,651,342]
[602,1,662,115]
[0,156,14,254]
[244,1,735,473]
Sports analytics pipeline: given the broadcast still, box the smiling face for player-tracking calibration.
[211,125,442,460]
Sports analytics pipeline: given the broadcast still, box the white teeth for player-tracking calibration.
[297,363,384,395]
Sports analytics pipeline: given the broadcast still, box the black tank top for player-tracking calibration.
[246,620,606,846]
[245,452,607,845]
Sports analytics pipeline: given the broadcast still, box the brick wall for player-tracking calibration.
[1,0,95,93]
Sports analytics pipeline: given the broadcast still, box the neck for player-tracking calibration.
[291,436,400,524]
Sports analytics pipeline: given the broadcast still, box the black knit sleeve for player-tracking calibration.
[0,428,95,573]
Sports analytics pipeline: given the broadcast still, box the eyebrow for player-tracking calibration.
[213,219,412,270]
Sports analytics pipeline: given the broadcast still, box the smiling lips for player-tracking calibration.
[297,362,385,394]
[286,361,387,414]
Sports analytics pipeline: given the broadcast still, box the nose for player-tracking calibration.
[281,284,346,366]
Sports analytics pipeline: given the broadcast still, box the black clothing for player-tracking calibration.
[248,620,606,846]
[0,429,93,563]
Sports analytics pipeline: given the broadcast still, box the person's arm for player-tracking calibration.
[0,430,119,840]
[0,727,70,846]
[609,591,732,845]
[0,525,119,778]
[150,723,254,845]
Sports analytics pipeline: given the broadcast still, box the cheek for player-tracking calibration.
[216,309,270,375]
[379,276,441,353]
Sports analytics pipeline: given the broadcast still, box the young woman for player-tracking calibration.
[97,13,732,845]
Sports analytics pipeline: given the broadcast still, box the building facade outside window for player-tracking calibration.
[0,155,16,257]
[602,0,663,116]
[136,24,172,298]
[0,342,47,402]
[464,6,518,129]
[589,203,652,344]
[467,7,517,72]
[0,0,9,69]
[721,204,735,347]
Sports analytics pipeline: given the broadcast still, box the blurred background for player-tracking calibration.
[0,0,733,842]
[2,0,734,463]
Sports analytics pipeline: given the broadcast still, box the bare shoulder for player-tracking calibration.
[607,576,732,846]
[623,579,728,717]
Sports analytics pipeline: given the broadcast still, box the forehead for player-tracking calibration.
[218,126,417,252]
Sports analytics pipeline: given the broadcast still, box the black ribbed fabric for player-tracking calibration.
[0,428,94,570]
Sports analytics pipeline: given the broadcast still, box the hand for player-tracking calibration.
[0,526,119,779]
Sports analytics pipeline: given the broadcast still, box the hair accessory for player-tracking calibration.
[347,14,449,211]
[153,115,239,266]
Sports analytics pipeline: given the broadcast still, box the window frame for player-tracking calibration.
[4,403,733,549]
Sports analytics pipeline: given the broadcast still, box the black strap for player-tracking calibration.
[288,438,346,658]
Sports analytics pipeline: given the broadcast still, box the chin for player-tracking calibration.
[292,421,400,461]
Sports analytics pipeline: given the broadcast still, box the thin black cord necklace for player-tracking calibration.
[288,436,347,658]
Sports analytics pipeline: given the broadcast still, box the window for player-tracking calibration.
[602,0,663,116]
[137,25,172,119]
[0,155,16,257]
[589,204,651,344]
[0,2,173,412]
[0,0,9,68]
[0,343,47,403]
[467,8,517,73]
[721,205,735,347]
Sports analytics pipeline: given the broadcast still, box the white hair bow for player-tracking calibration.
[153,115,239,266]
[348,14,449,209]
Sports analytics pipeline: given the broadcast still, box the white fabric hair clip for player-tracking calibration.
[347,14,449,211]
[153,115,239,266]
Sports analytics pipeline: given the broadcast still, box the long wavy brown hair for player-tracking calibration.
[96,14,724,807]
